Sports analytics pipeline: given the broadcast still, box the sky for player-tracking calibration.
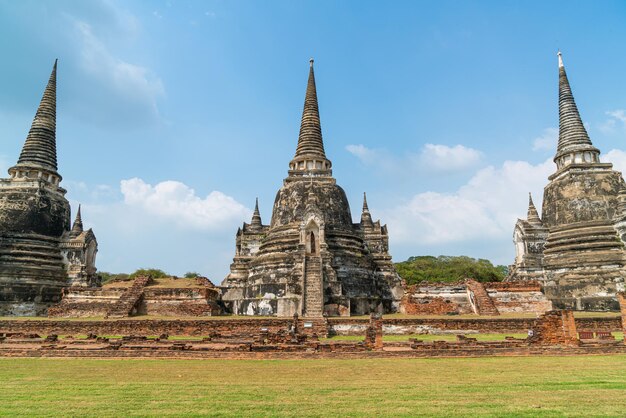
[2,0,626,281]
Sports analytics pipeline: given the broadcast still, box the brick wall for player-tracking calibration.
[618,292,626,341]
[529,310,579,346]
[0,316,620,337]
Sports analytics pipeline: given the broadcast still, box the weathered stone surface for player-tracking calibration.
[60,206,99,287]
[0,61,99,316]
[508,53,626,310]
[400,281,551,316]
[221,60,403,316]
[48,277,222,318]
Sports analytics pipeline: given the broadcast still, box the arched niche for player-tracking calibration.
[303,217,323,255]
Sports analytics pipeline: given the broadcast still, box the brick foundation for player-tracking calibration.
[618,293,626,342]
[529,310,579,347]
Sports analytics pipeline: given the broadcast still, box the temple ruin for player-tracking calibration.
[0,61,98,315]
[508,52,626,310]
[221,59,404,317]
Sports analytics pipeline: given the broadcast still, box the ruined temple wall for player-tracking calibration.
[1,316,619,338]
[400,282,551,315]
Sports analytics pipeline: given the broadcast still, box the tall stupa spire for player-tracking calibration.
[295,58,326,159]
[11,59,59,177]
[288,59,332,177]
[555,51,599,163]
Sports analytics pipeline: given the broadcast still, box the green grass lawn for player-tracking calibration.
[1,356,625,417]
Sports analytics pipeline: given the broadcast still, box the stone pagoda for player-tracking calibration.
[0,61,98,315]
[509,193,549,282]
[221,59,403,317]
[508,52,626,310]
[60,205,99,287]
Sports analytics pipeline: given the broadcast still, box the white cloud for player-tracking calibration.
[383,158,554,246]
[73,20,164,122]
[120,178,249,230]
[599,109,626,133]
[346,144,384,165]
[604,149,626,175]
[76,22,165,114]
[532,127,558,151]
[346,143,482,173]
[418,143,482,171]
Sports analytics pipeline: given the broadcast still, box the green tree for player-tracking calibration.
[184,272,202,279]
[395,255,507,284]
[129,268,168,279]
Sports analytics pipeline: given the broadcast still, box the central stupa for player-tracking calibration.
[221,59,403,317]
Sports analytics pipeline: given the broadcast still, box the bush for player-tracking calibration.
[98,272,130,284]
[184,272,202,279]
[395,255,508,284]
[129,268,168,279]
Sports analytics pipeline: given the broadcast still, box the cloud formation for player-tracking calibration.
[346,143,483,174]
[383,158,554,246]
[532,127,558,151]
[73,20,164,125]
[120,178,249,230]
[419,144,482,171]
[600,109,626,133]
[604,149,626,174]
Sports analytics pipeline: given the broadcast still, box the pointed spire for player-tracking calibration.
[70,204,84,236]
[527,193,542,225]
[361,192,373,226]
[362,192,370,213]
[555,51,599,161]
[12,59,59,175]
[250,198,262,228]
[294,58,327,160]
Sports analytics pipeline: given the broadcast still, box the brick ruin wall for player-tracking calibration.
[0,316,619,338]
[528,310,579,346]
[48,286,221,318]
[400,281,552,316]
[619,292,626,341]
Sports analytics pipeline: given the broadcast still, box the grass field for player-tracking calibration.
[1,356,626,417]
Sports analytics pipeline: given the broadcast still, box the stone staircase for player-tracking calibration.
[466,279,500,316]
[303,256,323,317]
[105,276,152,318]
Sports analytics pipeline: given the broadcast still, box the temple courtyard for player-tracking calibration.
[1,356,625,416]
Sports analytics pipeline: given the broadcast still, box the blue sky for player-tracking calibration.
[2,0,626,280]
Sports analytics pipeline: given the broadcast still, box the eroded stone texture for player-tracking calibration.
[509,53,626,310]
[508,193,549,282]
[48,277,221,318]
[60,205,99,287]
[400,281,551,315]
[221,60,403,317]
[0,61,98,315]
[0,61,70,315]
